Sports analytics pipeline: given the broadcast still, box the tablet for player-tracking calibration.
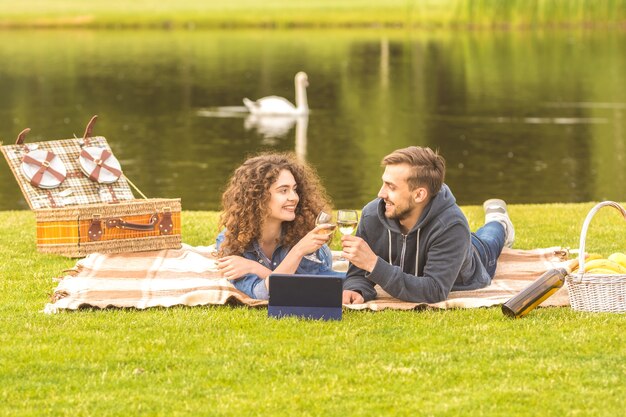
[268,274,343,321]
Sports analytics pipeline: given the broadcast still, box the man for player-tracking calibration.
[341,146,514,304]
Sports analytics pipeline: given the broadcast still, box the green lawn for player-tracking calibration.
[0,0,624,29]
[1,205,625,416]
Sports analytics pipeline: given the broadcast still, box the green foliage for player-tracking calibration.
[0,0,625,29]
[1,205,625,416]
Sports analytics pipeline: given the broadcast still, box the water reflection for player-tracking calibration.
[197,106,308,159]
[244,114,297,140]
[196,106,249,118]
[0,30,625,211]
[244,114,309,162]
[294,116,308,161]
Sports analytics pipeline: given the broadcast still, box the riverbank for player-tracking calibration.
[1,0,625,30]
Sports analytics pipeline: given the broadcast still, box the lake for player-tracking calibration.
[1,29,625,211]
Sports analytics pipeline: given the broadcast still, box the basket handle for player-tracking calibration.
[577,201,626,281]
[106,214,160,231]
[87,210,173,241]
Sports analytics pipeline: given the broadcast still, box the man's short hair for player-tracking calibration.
[382,146,445,196]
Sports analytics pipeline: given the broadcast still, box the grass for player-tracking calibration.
[1,204,625,416]
[0,0,625,29]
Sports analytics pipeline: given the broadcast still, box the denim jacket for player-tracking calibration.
[215,231,341,300]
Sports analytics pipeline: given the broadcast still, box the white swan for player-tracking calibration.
[243,72,309,115]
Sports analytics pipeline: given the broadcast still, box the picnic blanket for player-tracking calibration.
[43,244,572,314]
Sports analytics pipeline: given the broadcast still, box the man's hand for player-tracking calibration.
[340,235,378,272]
[342,290,364,305]
[217,255,268,280]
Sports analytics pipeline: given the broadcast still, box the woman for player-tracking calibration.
[215,153,339,299]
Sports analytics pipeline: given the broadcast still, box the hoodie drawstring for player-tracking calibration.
[387,230,392,264]
[415,228,420,275]
[387,228,421,275]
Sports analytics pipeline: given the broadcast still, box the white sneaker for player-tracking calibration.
[483,199,515,248]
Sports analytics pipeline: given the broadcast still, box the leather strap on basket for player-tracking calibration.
[22,152,67,187]
[83,115,98,146]
[45,190,58,208]
[107,184,120,204]
[88,216,103,241]
[16,128,31,145]
[158,209,174,235]
[105,214,159,231]
[79,148,122,181]
[16,128,31,153]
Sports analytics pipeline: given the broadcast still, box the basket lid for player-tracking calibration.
[1,116,137,209]
[2,136,135,210]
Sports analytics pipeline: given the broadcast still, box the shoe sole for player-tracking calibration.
[483,199,514,248]
[483,198,507,212]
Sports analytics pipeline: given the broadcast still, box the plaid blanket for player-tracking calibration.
[44,245,571,314]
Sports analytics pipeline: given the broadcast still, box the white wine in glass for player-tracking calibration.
[315,211,337,235]
[304,211,335,263]
[337,210,359,236]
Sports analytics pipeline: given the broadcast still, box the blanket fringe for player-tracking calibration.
[49,290,70,303]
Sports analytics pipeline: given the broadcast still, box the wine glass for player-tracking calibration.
[337,210,359,261]
[337,210,359,236]
[303,211,336,263]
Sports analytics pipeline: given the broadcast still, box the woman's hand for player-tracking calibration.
[294,224,334,257]
[217,255,269,280]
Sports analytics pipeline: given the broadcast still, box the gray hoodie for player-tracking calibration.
[343,184,490,303]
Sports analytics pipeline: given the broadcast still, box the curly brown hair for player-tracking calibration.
[218,153,331,256]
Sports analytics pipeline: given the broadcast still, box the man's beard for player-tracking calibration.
[386,200,415,221]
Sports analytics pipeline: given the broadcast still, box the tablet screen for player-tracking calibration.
[269,274,342,308]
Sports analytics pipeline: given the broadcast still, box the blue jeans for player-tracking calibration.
[471,222,506,278]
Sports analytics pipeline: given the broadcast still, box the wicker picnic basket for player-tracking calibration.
[1,116,182,257]
[566,201,626,313]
